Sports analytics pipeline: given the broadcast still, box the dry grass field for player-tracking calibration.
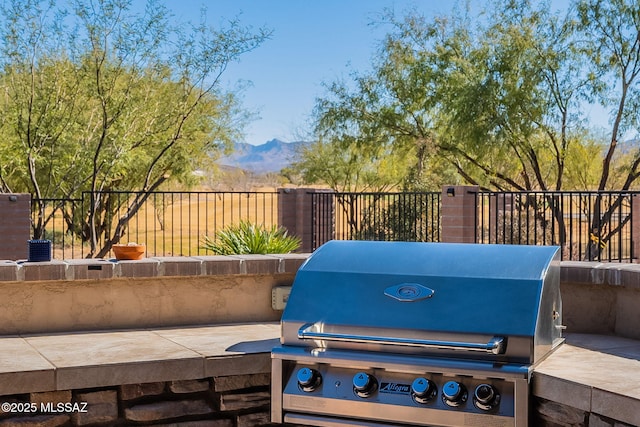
[47,191,281,259]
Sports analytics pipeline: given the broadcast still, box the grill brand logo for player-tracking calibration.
[379,382,410,394]
[384,283,435,302]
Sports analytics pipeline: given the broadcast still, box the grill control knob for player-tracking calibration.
[352,372,377,397]
[442,381,467,407]
[474,384,500,410]
[411,377,436,404]
[296,367,322,392]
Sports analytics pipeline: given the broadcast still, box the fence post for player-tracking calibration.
[632,193,640,262]
[0,194,31,260]
[440,185,479,243]
[278,188,335,253]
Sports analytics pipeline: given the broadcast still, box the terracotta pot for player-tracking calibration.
[113,244,145,260]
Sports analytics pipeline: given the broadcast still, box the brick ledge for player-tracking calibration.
[0,254,310,282]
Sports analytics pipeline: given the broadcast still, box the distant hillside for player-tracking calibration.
[218,139,304,173]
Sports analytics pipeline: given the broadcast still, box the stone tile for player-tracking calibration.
[566,333,633,350]
[193,256,242,275]
[206,354,271,378]
[152,257,202,277]
[24,330,204,389]
[120,382,166,401]
[0,337,55,395]
[114,258,160,277]
[592,388,640,426]
[152,323,280,357]
[125,399,214,423]
[151,324,277,378]
[169,379,210,394]
[219,390,270,411]
[72,390,118,426]
[64,259,114,280]
[213,373,271,392]
[587,413,620,427]
[0,414,70,426]
[535,336,640,425]
[535,398,587,426]
[532,372,591,411]
[566,333,640,356]
[30,390,72,406]
[535,343,640,398]
[237,411,271,427]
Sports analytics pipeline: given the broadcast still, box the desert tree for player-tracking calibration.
[0,0,270,256]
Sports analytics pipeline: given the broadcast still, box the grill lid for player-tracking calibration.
[281,241,562,364]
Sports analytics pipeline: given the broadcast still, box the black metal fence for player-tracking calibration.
[30,189,638,262]
[32,191,279,259]
[310,192,442,250]
[476,191,638,262]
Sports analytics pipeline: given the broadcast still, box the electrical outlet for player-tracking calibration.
[272,286,292,310]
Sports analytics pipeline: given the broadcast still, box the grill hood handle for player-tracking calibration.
[297,323,506,355]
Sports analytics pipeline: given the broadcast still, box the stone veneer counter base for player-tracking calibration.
[534,333,640,426]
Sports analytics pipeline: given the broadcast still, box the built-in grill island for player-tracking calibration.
[272,241,563,427]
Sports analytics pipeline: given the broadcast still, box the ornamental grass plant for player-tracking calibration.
[201,221,301,255]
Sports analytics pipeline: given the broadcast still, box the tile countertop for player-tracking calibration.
[0,323,639,426]
[533,333,640,426]
[0,323,280,395]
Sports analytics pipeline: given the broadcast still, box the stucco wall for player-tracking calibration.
[0,254,305,335]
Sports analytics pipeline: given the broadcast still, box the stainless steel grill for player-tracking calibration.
[271,240,563,427]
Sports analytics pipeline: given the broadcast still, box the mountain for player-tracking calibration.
[218,139,304,173]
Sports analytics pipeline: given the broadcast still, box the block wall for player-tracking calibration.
[0,194,30,261]
[440,185,479,243]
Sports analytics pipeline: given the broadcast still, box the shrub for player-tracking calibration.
[201,221,301,255]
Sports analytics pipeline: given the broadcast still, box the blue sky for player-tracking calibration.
[162,0,609,146]
[164,0,455,145]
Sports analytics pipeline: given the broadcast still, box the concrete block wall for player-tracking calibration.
[440,185,479,243]
[0,194,31,261]
[277,188,334,252]
[0,255,308,335]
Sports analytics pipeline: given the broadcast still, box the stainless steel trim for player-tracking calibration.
[284,413,400,427]
[283,392,518,427]
[272,345,531,380]
[298,324,506,355]
[271,358,283,423]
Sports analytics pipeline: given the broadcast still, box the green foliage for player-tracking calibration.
[201,221,301,255]
[0,0,270,257]
[290,136,413,192]
[299,0,640,193]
